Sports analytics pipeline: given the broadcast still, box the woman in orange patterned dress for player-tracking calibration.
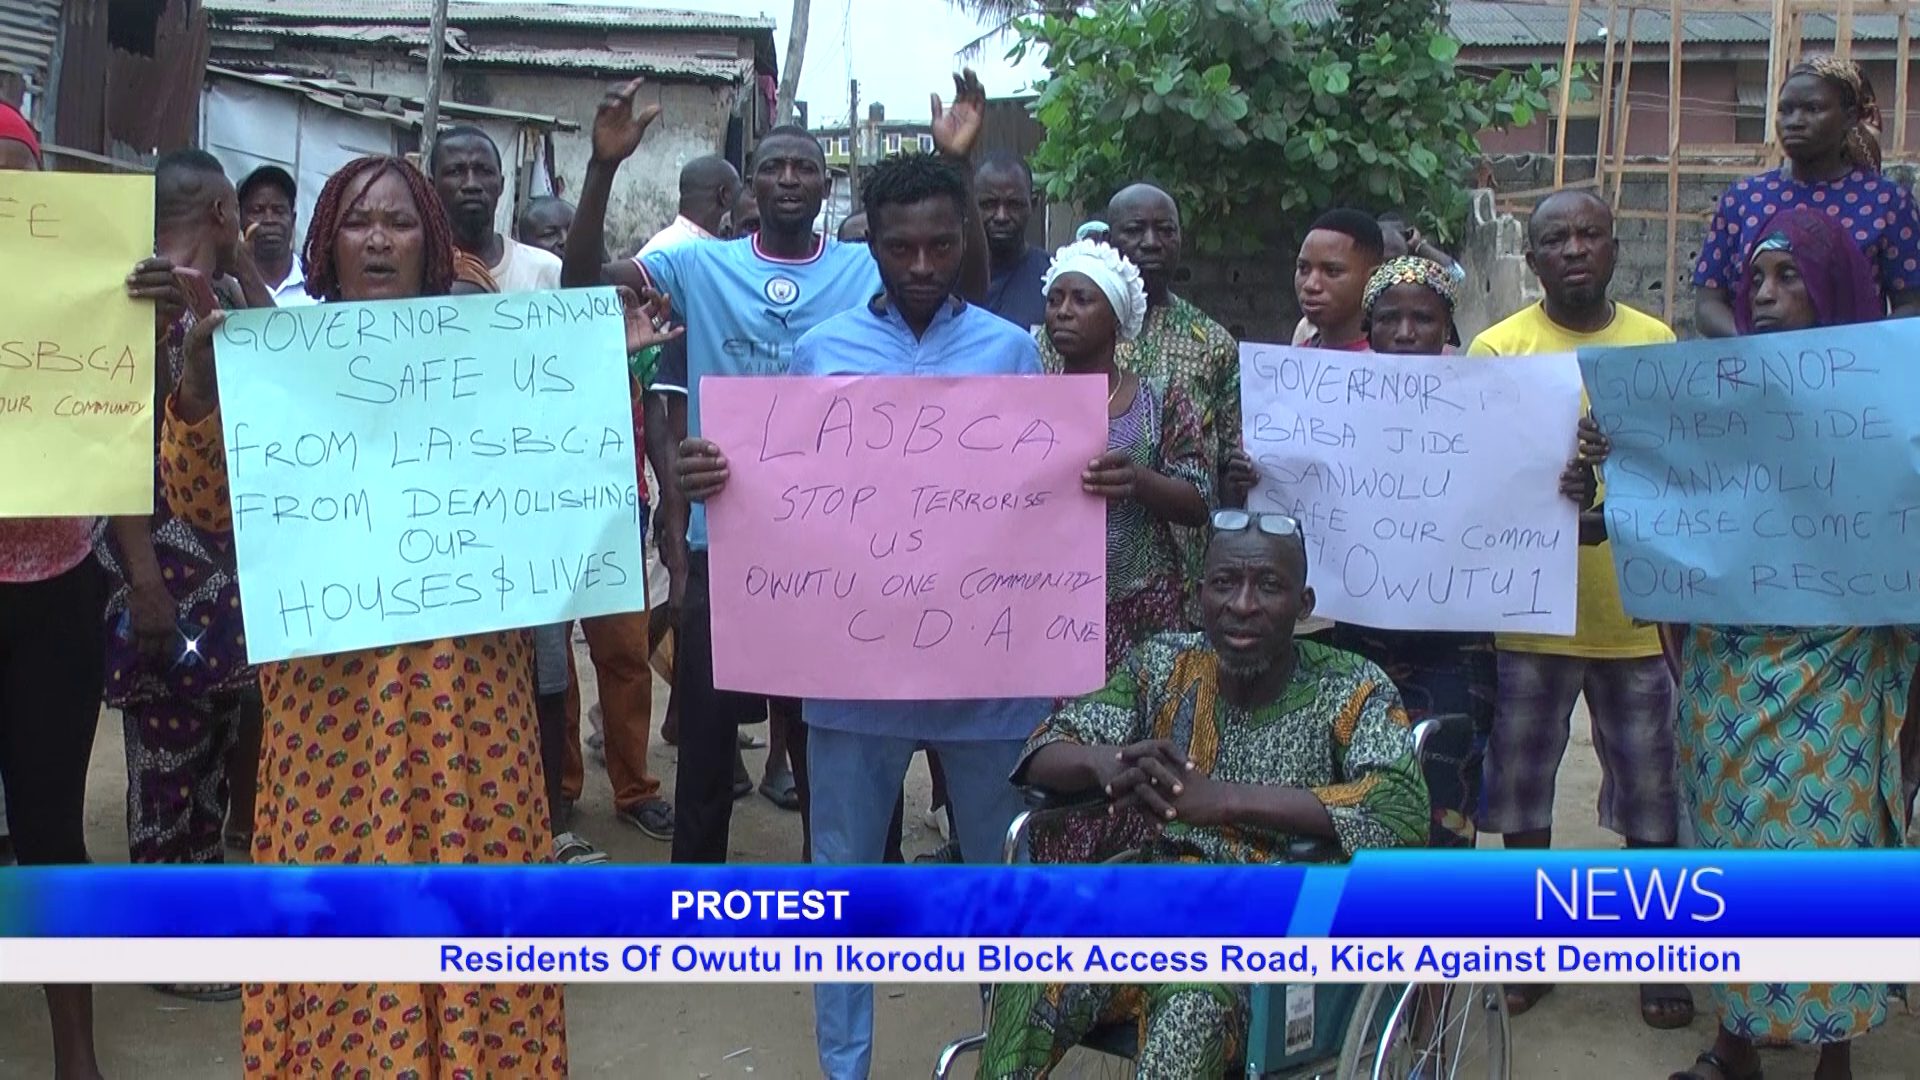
[161,155,568,1077]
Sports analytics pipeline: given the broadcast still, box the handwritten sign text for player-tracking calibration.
[703,375,1108,700]
[1580,321,1920,625]
[214,288,648,661]
[0,172,155,515]
[1240,344,1582,634]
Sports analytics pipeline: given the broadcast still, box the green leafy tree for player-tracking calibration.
[1015,0,1574,252]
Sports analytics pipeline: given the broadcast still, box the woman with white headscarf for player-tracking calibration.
[1044,239,1212,668]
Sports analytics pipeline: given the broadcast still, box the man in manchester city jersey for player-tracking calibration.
[561,74,992,872]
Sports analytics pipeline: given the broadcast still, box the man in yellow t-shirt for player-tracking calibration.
[1466,190,1687,1029]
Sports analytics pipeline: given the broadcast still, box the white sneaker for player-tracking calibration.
[554,831,609,865]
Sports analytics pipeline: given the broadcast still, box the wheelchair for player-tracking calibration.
[933,714,1511,1080]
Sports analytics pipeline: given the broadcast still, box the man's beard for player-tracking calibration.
[1217,652,1275,680]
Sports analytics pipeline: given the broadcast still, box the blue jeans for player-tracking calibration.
[807,727,1027,1080]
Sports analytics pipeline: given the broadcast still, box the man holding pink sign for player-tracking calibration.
[678,155,1104,1080]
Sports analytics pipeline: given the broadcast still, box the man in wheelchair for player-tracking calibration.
[974,513,1432,1079]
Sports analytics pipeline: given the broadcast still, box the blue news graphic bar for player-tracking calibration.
[1,853,1912,938]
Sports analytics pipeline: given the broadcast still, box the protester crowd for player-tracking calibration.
[0,50,1914,1080]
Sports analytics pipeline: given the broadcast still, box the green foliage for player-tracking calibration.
[1014,0,1580,252]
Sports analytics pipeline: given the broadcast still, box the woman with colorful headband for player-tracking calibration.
[1693,55,1920,337]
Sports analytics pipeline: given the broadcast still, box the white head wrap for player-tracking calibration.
[1042,238,1148,341]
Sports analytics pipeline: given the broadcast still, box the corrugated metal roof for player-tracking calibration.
[214,22,453,48]
[433,47,752,81]
[208,64,579,128]
[205,0,772,34]
[0,0,60,95]
[1446,2,1903,48]
[1288,1,1902,49]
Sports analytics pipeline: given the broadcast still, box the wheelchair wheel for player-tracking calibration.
[1334,983,1509,1079]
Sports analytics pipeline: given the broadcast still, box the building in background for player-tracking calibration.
[203,0,778,254]
[1450,1,1920,158]
[811,102,933,169]
[1,0,209,171]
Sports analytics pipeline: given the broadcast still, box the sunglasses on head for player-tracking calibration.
[1210,509,1303,537]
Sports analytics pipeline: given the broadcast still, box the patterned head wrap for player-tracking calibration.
[1734,206,1882,333]
[1790,55,1882,172]
[1362,256,1458,316]
[1043,237,1148,341]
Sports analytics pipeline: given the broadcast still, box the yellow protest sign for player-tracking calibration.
[1,171,155,515]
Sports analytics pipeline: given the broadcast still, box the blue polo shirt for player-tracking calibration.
[789,294,1048,741]
[636,233,880,550]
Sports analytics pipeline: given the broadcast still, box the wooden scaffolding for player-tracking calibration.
[1493,0,1918,321]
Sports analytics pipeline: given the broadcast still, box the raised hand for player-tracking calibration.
[591,78,662,165]
[930,69,987,160]
[616,285,684,353]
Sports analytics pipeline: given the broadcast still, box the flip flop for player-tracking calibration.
[1641,983,1697,1030]
[154,983,241,1003]
[758,772,800,811]
[1669,1050,1763,1080]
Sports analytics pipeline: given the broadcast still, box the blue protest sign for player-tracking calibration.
[1579,319,1920,626]
[212,288,648,661]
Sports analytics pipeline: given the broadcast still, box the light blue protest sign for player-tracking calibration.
[213,288,648,661]
[1580,319,1920,626]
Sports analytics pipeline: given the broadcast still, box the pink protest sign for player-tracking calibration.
[702,375,1109,700]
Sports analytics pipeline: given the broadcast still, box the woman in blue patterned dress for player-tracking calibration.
[1693,55,1920,336]
[1645,208,1916,1080]
[1043,239,1212,671]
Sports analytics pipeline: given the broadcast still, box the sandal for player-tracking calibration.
[1641,983,1697,1030]
[1669,1050,1763,1080]
[154,983,241,1003]
[1503,983,1553,1016]
[616,799,674,842]
[758,770,800,811]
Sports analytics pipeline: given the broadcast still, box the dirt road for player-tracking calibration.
[2,650,1913,1078]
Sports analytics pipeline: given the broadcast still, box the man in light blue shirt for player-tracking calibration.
[677,154,1043,1080]
[562,74,994,871]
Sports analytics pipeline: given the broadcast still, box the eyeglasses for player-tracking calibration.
[1210,509,1303,537]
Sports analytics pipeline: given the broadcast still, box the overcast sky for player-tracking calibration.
[509,0,1048,123]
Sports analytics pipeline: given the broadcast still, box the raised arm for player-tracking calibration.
[563,78,657,292]
[931,70,990,304]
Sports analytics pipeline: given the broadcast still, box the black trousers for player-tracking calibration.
[671,552,802,863]
[0,558,108,865]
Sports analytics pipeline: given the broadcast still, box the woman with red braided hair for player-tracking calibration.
[161,155,568,1076]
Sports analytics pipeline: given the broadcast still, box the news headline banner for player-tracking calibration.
[1239,344,1582,633]
[701,375,1108,699]
[6,853,1913,939]
[1,172,156,516]
[213,289,648,661]
[4,938,1907,985]
[1580,320,1920,625]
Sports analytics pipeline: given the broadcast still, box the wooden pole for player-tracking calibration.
[1611,8,1638,211]
[1764,0,1788,166]
[1834,0,1854,63]
[1788,10,1807,69]
[1896,13,1911,155]
[1553,0,1584,185]
[1664,0,1682,323]
[420,0,450,159]
[1595,0,1620,180]
[847,78,860,212]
